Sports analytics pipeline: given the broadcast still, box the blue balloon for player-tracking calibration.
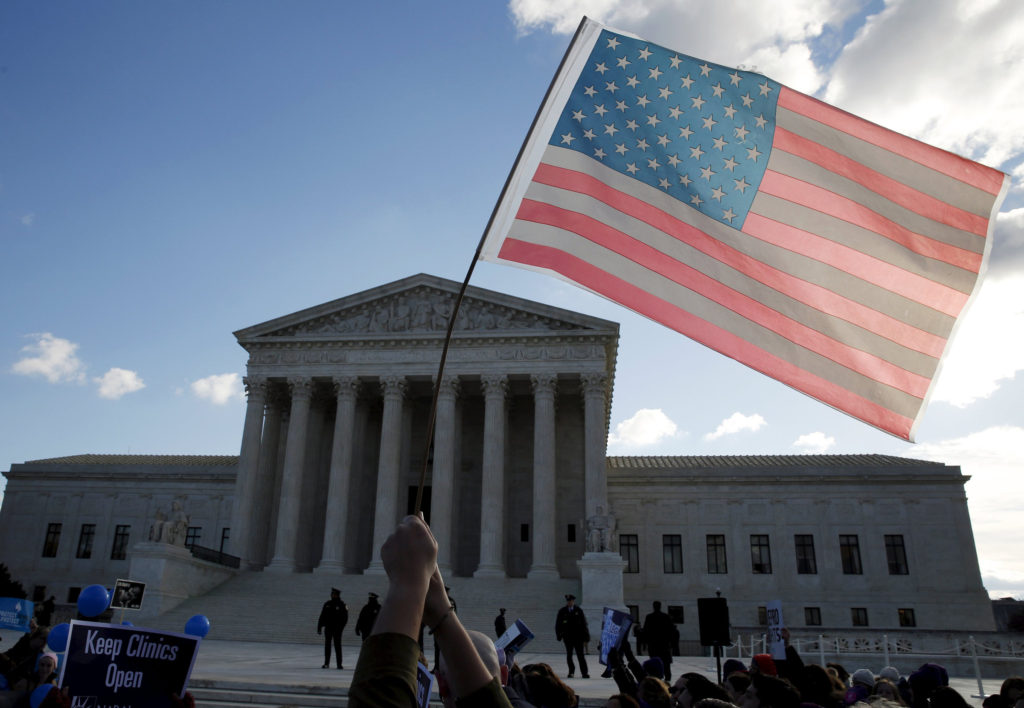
[47,622,70,652]
[184,614,210,638]
[77,584,110,618]
[30,684,54,708]
[121,620,133,627]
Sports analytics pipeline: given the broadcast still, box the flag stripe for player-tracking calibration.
[497,235,917,438]
[757,171,984,272]
[517,196,933,397]
[778,88,1006,195]
[773,127,990,237]
[528,161,949,359]
[776,107,999,219]
[741,211,969,317]
[766,150,985,260]
[750,192,980,296]
[542,146,961,335]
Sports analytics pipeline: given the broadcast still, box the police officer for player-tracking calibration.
[317,587,348,669]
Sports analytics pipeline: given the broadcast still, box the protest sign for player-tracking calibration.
[57,620,199,708]
[0,597,33,632]
[765,600,785,660]
[599,607,633,666]
[415,661,433,708]
[495,618,535,656]
[110,580,146,611]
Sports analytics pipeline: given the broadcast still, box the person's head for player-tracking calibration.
[724,672,752,704]
[874,679,906,705]
[852,670,876,689]
[638,676,672,708]
[879,668,901,684]
[1001,679,1024,706]
[565,594,576,607]
[521,663,577,708]
[605,695,641,708]
[743,673,801,708]
[330,587,340,598]
[723,659,748,677]
[908,664,948,708]
[751,654,778,677]
[368,592,379,604]
[828,664,851,686]
[654,601,662,611]
[499,608,506,615]
[796,664,844,706]
[37,652,57,678]
[436,630,503,708]
[644,657,666,679]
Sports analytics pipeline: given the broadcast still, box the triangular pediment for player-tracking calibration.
[235,273,619,343]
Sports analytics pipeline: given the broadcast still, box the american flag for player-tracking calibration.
[480,19,1008,441]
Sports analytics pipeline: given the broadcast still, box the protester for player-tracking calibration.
[642,602,676,683]
[347,514,511,708]
[316,587,348,669]
[638,676,673,708]
[555,595,589,679]
[519,663,577,708]
[741,673,801,708]
[907,663,949,708]
[604,694,640,708]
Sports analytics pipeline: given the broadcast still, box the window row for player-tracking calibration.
[41,522,230,559]
[780,606,916,628]
[619,532,909,576]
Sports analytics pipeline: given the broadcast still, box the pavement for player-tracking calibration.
[186,638,997,706]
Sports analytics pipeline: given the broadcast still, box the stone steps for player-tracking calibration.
[155,570,578,654]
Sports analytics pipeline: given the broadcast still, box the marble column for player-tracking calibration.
[316,376,359,573]
[581,372,609,518]
[267,377,313,572]
[528,373,559,579]
[365,375,406,575]
[251,394,283,568]
[475,374,508,578]
[432,375,459,575]
[229,376,266,567]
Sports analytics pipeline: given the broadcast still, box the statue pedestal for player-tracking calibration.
[129,542,237,620]
[577,551,626,641]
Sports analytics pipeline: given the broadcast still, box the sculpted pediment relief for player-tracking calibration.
[265,286,588,338]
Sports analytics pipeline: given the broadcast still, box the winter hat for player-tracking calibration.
[852,669,876,688]
[879,667,900,683]
[643,657,665,678]
[724,658,748,676]
[752,654,778,676]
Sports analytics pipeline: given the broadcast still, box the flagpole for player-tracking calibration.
[412,17,593,514]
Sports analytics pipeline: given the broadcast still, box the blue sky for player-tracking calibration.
[2,1,1022,598]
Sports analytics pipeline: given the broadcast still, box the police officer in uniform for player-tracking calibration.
[317,587,348,669]
[354,591,381,642]
[555,593,590,679]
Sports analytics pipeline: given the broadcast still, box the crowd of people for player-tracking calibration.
[3,513,1022,708]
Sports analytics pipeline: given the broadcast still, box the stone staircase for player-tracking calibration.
[154,569,577,654]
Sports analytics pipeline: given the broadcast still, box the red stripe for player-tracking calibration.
[778,87,1005,195]
[516,199,932,398]
[742,212,969,318]
[759,171,983,272]
[773,127,989,237]
[532,162,948,356]
[497,236,915,440]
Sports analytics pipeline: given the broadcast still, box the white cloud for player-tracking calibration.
[11,333,86,383]
[95,368,145,399]
[906,426,1024,598]
[930,273,1024,407]
[704,412,766,441]
[608,408,679,446]
[190,373,244,405]
[20,213,34,226]
[508,0,859,88]
[824,0,1024,169]
[792,431,835,453]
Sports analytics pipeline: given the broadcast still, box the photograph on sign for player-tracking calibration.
[57,620,200,708]
[110,580,147,611]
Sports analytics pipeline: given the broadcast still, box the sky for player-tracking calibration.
[1,1,1022,599]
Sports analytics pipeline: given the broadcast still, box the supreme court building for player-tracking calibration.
[0,274,997,637]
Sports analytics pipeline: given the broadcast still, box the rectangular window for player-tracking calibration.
[794,534,817,574]
[663,534,683,573]
[804,607,822,626]
[706,534,727,574]
[110,525,131,560]
[885,534,909,575]
[851,607,869,626]
[840,535,863,574]
[520,524,529,543]
[76,524,95,559]
[567,524,576,543]
[898,608,916,627]
[667,605,685,623]
[757,606,768,625]
[42,523,62,558]
[750,534,772,574]
[185,527,202,549]
[620,534,639,573]
[220,528,230,553]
